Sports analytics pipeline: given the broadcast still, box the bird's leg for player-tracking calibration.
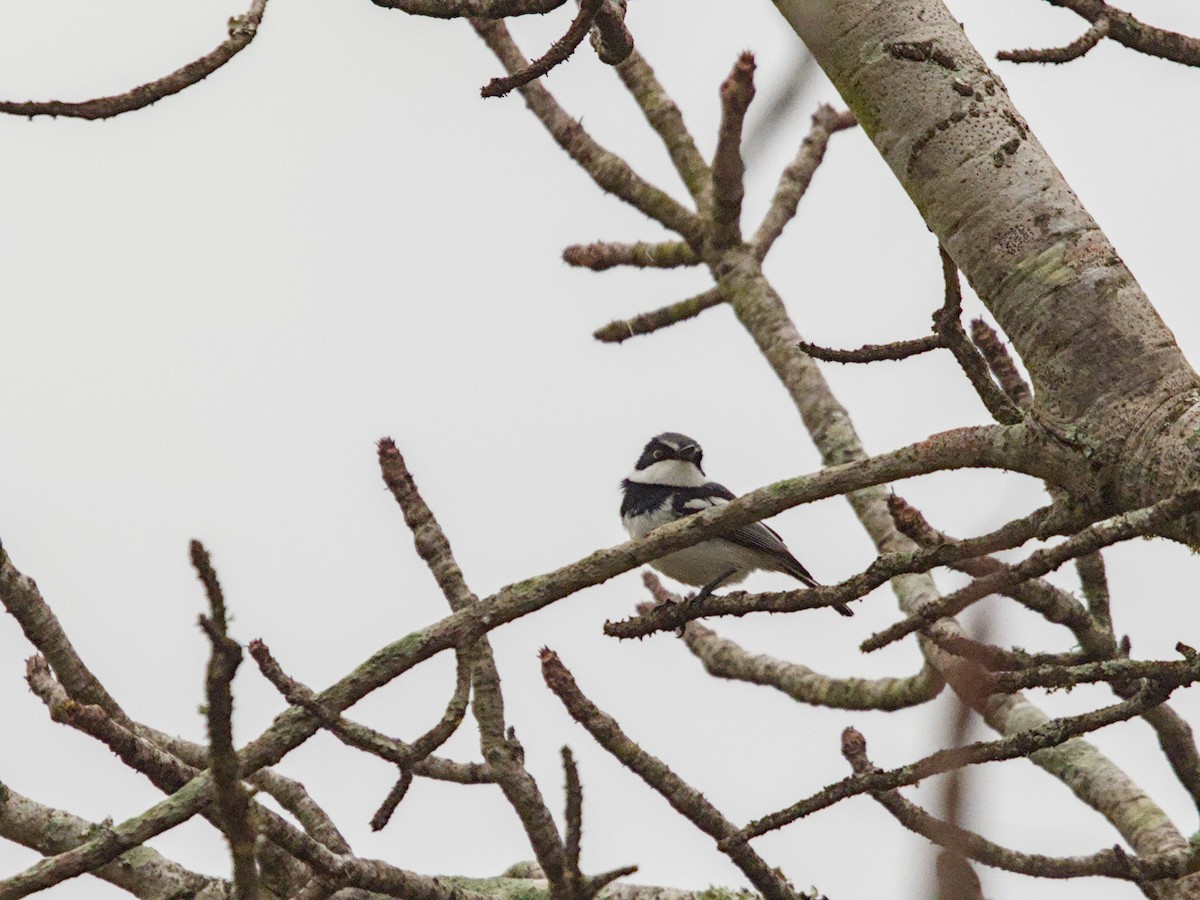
[690,568,738,605]
[674,568,738,637]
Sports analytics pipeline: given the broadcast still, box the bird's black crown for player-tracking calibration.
[634,432,704,472]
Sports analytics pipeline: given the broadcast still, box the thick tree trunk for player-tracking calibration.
[773,0,1200,527]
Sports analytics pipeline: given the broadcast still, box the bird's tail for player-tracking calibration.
[782,560,854,617]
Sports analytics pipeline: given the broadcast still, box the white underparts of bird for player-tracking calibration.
[620,432,853,617]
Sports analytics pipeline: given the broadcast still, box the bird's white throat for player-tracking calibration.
[626,459,706,487]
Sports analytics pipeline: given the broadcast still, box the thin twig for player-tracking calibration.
[723,680,1175,847]
[798,334,943,364]
[751,105,857,256]
[369,770,414,833]
[563,240,697,270]
[541,649,800,900]
[0,540,349,866]
[378,438,567,886]
[711,53,756,250]
[481,0,604,98]
[472,18,703,245]
[1142,701,1200,815]
[1000,16,1109,63]
[987,652,1200,694]
[968,319,1033,408]
[250,640,487,784]
[0,0,269,120]
[1039,0,1200,67]
[863,487,1200,653]
[378,439,478,611]
[1075,551,1112,632]
[612,50,711,202]
[0,782,227,897]
[368,648,473,831]
[193,541,259,900]
[22,659,298,897]
[0,544,130,722]
[248,772,351,855]
[887,495,1112,653]
[593,288,724,343]
[841,728,1200,882]
[562,747,584,896]
[934,248,1024,424]
[586,864,640,896]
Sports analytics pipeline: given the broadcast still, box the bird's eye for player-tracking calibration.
[653,449,665,460]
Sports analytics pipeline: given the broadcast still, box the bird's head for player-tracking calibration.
[626,432,706,486]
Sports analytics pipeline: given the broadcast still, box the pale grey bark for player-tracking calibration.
[773,0,1200,525]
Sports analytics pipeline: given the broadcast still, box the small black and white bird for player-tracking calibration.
[621,432,853,616]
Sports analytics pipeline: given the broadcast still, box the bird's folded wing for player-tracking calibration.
[680,489,792,558]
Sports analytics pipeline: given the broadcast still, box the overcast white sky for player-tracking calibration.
[2,1,1200,898]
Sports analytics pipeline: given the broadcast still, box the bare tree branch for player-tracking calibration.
[682,617,946,710]
[0,782,231,898]
[650,576,945,712]
[999,15,1110,63]
[593,288,723,343]
[9,6,1200,895]
[798,334,943,364]
[751,104,856,256]
[0,542,130,721]
[563,240,698,270]
[24,657,318,895]
[0,0,269,121]
[193,541,260,899]
[841,728,1200,883]
[969,319,1033,408]
[887,495,1114,653]
[987,651,1200,694]
[896,499,1200,817]
[250,640,487,784]
[1,538,353,866]
[562,747,584,897]
[1010,1,1200,67]
[711,53,756,250]
[863,487,1200,653]
[472,19,703,246]
[370,769,414,834]
[481,0,604,98]
[724,678,1183,847]
[377,438,567,888]
[934,247,1024,425]
[612,50,711,202]
[1076,550,1112,631]
[541,649,800,900]
[0,424,1053,891]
